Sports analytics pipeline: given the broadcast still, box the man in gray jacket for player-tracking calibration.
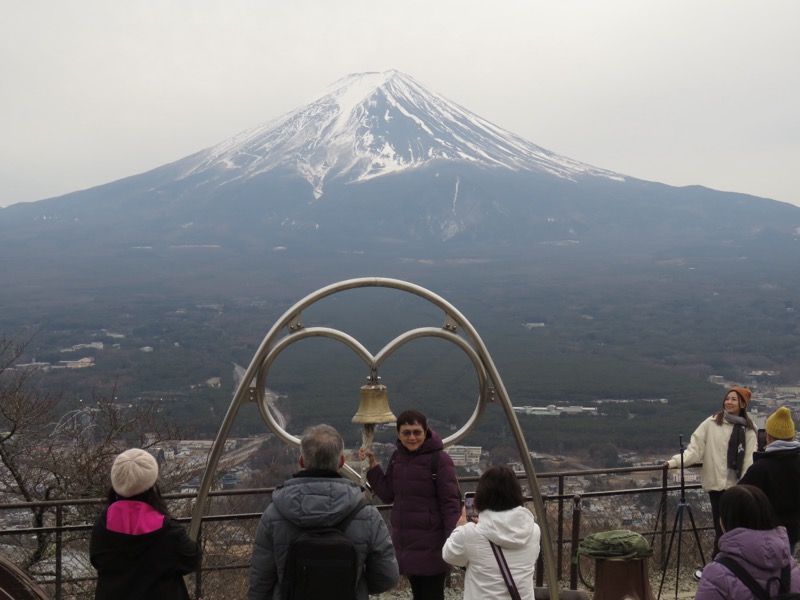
[248,424,399,599]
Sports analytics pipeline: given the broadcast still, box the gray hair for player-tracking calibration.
[300,424,344,471]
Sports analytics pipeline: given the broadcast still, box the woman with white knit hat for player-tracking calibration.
[89,448,200,599]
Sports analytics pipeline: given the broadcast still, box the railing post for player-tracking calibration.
[660,466,668,565]
[535,484,546,588]
[569,494,581,590]
[536,545,545,588]
[195,523,203,600]
[55,504,63,600]
[557,474,565,581]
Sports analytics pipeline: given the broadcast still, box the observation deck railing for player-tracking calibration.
[0,463,710,599]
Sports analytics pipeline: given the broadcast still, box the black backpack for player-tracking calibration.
[280,498,369,600]
[715,555,800,600]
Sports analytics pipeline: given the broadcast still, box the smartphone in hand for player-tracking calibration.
[464,492,477,519]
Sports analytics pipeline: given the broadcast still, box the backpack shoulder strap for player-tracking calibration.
[715,556,770,600]
[430,448,463,502]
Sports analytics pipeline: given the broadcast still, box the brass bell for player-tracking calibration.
[352,383,396,424]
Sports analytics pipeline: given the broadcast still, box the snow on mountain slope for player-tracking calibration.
[177,70,624,198]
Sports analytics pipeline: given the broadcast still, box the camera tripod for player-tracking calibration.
[654,435,707,600]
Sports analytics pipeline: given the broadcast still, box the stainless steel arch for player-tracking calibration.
[188,277,559,598]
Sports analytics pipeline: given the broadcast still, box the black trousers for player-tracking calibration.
[408,573,446,600]
[708,489,724,558]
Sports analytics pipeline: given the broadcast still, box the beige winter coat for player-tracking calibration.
[667,416,756,492]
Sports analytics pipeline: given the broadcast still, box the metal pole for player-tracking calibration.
[558,476,565,580]
[188,277,559,600]
[55,504,63,600]
[570,494,582,590]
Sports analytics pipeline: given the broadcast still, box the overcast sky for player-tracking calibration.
[2,1,799,208]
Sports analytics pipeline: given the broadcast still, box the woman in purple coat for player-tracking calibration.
[695,485,800,599]
[361,410,462,600]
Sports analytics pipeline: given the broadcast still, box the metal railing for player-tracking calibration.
[0,464,711,599]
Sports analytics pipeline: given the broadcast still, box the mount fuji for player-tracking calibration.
[177,70,623,199]
[0,70,799,297]
[2,70,800,402]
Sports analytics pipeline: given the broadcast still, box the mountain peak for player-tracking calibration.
[178,70,624,198]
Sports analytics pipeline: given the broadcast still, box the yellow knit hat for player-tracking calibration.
[766,406,795,440]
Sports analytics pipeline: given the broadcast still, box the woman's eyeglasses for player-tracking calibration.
[399,429,424,437]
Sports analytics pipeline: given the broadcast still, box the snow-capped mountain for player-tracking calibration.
[1,69,798,278]
[175,70,623,199]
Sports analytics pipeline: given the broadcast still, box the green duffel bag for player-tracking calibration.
[573,529,653,591]
[576,529,652,560]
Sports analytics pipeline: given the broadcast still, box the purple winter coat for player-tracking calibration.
[695,526,800,599]
[366,427,462,576]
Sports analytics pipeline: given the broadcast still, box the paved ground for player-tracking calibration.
[369,569,700,598]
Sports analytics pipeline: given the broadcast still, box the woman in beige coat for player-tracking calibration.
[664,387,757,560]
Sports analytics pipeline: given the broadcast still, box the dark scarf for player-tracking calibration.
[724,411,748,478]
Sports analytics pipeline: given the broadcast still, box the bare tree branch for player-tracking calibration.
[0,332,192,571]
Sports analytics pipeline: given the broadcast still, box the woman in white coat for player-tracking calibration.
[663,387,757,558]
[442,466,540,600]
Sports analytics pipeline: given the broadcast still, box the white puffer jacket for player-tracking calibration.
[442,506,540,600]
[667,416,756,492]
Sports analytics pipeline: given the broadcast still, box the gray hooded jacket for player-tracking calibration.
[248,470,399,599]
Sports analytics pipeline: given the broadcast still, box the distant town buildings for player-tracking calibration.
[512,398,670,417]
[16,357,96,370]
[707,375,800,427]
[61,342,104,352]
[445,445,482,467]
[672,471,700,484]
[514,405,598,416]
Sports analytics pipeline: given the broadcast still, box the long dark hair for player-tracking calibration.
[474,465,526,513]
[719,485,778,532]
[713,389,757,430]
[106,483,170,516]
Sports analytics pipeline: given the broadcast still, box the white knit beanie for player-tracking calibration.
[111,448,159,498]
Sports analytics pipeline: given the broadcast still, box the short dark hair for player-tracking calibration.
[301,424,344,471]
[719,485,778,532]
[474,465,525,512]
[396,410,427,431]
